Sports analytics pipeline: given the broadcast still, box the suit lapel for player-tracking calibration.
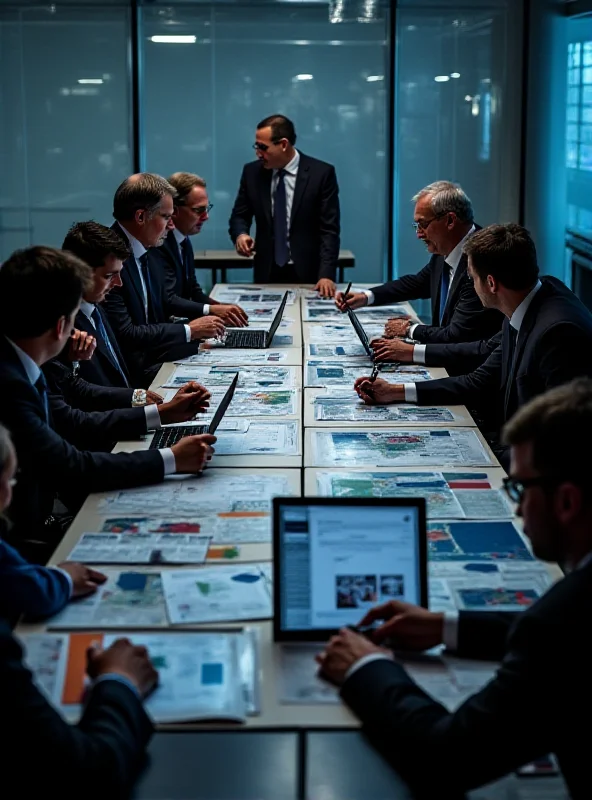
[502,287,546,417]
[290,158,309,228]
[113,222,146,316]
[165,230,185,288]
[259,168,273,227]
[431,256,446,325]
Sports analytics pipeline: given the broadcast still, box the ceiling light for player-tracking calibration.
[294,74,314,81]
[78,78,103,84]
[366,75,384,82]
[465,94,472,101]
[450,72,461,79]
[149,35,196,44]
[434,75,450,82]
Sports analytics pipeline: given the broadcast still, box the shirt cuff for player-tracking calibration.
[362,290,373,306]
[409,323,419,337]
[344,652,394,683]
[443,611,459,651]
[159,447,176,475]
[52,567,73,599]
[203,304,210,315]
[413,344,427,364]
[92,674,141,699]
[404,383,418,403]
[184,324,191,343]
[144,404,161,430]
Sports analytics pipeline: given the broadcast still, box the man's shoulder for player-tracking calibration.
[517,563,592,631]
[299,152,335,174]
[151,233,176,264]
[536,277,592,329]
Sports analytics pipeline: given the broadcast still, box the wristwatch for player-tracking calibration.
[132,389,148,407]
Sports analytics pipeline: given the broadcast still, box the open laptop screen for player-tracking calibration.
[273,497,427,641]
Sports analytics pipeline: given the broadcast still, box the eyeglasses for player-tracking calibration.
[411,213,448,233]
[502,475,565,503]
[252,140,281,152]
[189,203,213,217]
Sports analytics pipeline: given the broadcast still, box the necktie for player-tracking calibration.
[274,169,289,267]
[181,237,193,287]
[439,262,451,324]
[504,325,519,415]
[139,253,153,322]
[91,307,129,387]
[35,372,49,421]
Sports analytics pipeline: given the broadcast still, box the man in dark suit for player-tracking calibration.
[336,181,502,343]
[0,246,215,549]
[151,172,248,327]
[102,174,225,386]
[355,225,592,465]
[317,378,592,798]
[228,114,340,297]
[1,619,157,796]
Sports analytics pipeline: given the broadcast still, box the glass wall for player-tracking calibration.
[140,1,390,284]
[566,16,592,236]
[0,3,132,260]
[394,1,523,279]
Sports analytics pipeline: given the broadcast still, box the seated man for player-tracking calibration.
[102,175,226,386]
[0,246,216,550]
[317,379,592,798]
[151,172,248,327]
[354,225,592,465]
[335,181,502,344]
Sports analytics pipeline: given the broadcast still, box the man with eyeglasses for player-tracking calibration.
[229,114,340,298]
[335,180,502,345]
[151,172,249,328]
[316,378,592,797]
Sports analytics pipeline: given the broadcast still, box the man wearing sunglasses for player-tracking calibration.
[335,180,502,344]
[317,378,592,797]
[229,114,340,298]
[151,172,248,328]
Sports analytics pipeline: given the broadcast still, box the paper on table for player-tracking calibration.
[313,395,456,423]
[176,349,290,365]
[303,304,417,322]
[214,421,299,455]
[163,365,298,389]
[305,361,431,387]
[278,644,340,705]
[427,520,533,562]
[213,290,296,304]
[307,322,384,343]
[68,531,211,565]
[308,343,368,359]
[162,562,272,624]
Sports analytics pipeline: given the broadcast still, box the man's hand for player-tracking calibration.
[335,291,367,312]
[315,628,391,687]
[146,390,163,405]
[210,304,249,328]
[384,317,412,339]
[67,329,97,362]
[87,637,159,699]
[235,234,255,257]
[354,376,404,405]
[358,600,444,651]
[159,382,210,424]
[57,562,107,598]
[189,316,226,341]
[371,338,415,363]
[315,278,336,299]
[171,433,216,473]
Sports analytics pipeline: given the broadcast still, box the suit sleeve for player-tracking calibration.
[424,333,502,372]
[370,261,434,306]
[414,343,503,407]
[456,611,517,660]
[48,393,147,449]
[228,166,254,243]
[45,360,133,412]
[1,626,152,796]
[317,166,340,281]
[534,322,592,389]
[0,540,70,619]
[101,287,187,355]
[341,612,562,794]
[152,247,206,320]
[412,279,503,344]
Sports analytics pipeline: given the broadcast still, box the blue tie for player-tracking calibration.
[139,253,154,322]
[274,169,289,267]
[35,372,49,421]
[439,263,451,324]
[92,307,129,387]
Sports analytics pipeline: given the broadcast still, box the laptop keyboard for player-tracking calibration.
[224,329,266,348]
[149,425,208,449]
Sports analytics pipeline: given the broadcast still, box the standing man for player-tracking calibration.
[151,172,248,327]
[229,114,340,297]
[336,181,502,344]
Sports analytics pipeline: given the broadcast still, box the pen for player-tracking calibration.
[369,363,381,382]
[341,281,353,311]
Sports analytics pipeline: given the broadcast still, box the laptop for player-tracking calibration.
[149,372,239,449]
[345,305,375,360]
[272,497,427,642]
[223,291,289,348]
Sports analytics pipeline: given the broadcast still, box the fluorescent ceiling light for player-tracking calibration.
[450,72,461,79]
[366,75,384,82]
[78,78,103,84]
[434,75,450,82]
[294,73,314,81]
[149,35,196,44]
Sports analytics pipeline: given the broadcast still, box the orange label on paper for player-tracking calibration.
[62,633,104,705]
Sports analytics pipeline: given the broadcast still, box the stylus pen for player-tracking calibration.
[369,363,381,382]
[341,281,353,311]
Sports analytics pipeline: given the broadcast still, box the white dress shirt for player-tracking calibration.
[271,149,300,263]
[172,228,209,315]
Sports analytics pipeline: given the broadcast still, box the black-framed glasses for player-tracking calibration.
[502,475,565,503]
[189,203,213,216]
[253,140,282,152]
[411,212,447,233]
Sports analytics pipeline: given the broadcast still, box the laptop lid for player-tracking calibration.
[265,291,289,346]
[273,497,427,642]
[346,306,374,359]
[207,372,239,434]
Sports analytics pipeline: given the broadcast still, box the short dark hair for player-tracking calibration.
[464,224,539,291]
[257,114,297,145]
[62,220,130,268]
[503,378,592,482]
[168,172,207,206]
[113,173,177,222]
[0,246,92,339]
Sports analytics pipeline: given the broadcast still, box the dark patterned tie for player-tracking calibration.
[35,372,49,421]
[92,307,129,386]
[139,253,154,322]
[439,263,451,324]
[274,169,289,267]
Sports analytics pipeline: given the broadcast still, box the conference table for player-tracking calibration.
[22,284,569,799]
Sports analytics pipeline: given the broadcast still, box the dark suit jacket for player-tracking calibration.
[0,620,152,798]
[46,357,133,412]
[370,229,503,344]
[101,223,196,384]
[152,229,212,320]
[228,153,340,283]
[423,332,502,375]
[415,277,592,424]
[0,336,164,543]
[341,560,592,798]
